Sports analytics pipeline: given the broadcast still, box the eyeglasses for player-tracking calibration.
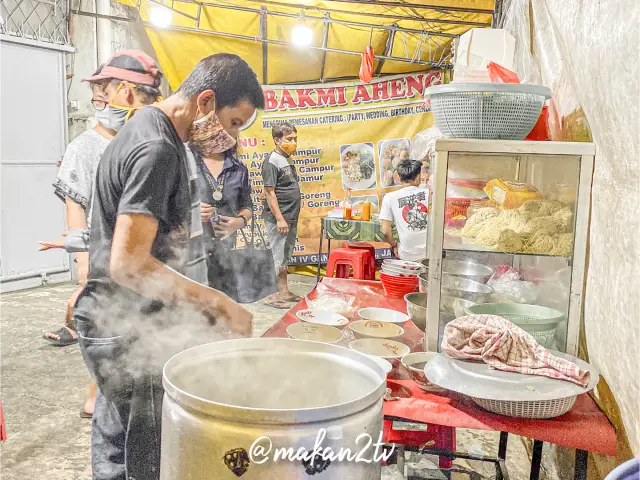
[91,98,108,111]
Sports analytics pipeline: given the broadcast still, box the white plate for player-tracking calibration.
[340,143,376,191]
[381,267,420,277]
[425,351,599,402]
[382,259,423,271]
[358,307,410,324]
[296,309,349,328]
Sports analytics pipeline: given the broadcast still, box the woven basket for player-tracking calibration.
[471,396,576,419]
[425,83,552,140]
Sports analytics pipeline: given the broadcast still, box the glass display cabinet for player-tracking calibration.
[425,139,596,356]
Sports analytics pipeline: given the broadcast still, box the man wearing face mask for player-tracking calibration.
[47,52,162,349]
[74,53,262,480]
[261,122,302,309]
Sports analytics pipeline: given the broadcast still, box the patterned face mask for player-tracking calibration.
[188,109,236,156]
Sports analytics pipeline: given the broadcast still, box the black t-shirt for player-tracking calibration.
[75,107,190,331]
[261,150,301,224]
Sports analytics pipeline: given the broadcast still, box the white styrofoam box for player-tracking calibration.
[451,68,492,83]
[454,28,516,70]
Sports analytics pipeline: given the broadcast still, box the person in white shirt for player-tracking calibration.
[380,159,429,262]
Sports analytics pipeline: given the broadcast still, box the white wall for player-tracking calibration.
[67,4,168,141]
[503,0,640,471]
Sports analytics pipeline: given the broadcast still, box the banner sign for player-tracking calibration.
[239,72,443,264]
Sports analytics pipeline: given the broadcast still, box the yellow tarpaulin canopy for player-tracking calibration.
[117,0,494,87]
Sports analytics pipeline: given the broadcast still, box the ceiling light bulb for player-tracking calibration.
[150,6,172,28]
[291,23,312,46]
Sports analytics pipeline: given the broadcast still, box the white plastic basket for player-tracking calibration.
[425,83,552,140]
[471,395,577,419]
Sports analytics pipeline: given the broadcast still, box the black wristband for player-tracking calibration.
[239,215,248,227]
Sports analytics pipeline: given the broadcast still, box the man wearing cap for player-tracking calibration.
[47,50,164,347]
[42,51,163,421]
[74,53,262,480]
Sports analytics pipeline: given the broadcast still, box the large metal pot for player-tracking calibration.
[161,338,387,479]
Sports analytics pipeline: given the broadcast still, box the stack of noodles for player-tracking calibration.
[450,200,574,256]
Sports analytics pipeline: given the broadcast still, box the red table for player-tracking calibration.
[262,278,616,479]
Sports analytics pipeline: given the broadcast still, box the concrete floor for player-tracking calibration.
[1,276,542,479]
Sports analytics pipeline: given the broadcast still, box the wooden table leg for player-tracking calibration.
[574,450,588,480]
[529,440,544,480]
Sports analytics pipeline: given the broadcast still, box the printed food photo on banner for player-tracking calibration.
[379,138,411,187]
[340,143,376,191]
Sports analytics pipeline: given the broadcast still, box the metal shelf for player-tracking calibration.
[442,242,572,259]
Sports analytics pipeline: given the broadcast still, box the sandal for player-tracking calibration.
[79,410,93,419]
[43,327,78,347]
[264,300,291,310]
[282,295,303,303]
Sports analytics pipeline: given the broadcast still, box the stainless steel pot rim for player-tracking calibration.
[162,338,387,424]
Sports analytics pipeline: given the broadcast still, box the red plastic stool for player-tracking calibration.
[326,247,375,280]
[346,242,376,279]
[1,398,6,442]
[383,419,455,469]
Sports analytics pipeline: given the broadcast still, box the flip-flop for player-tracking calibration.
[43,327,78,347]
[79,410,93,419]
[264,300,291,310]
[283,295,303,303]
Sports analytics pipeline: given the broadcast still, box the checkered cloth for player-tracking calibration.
[441,315,591,387]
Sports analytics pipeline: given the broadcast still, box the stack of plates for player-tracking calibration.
[381,259,424,277]
[380,260,422,298]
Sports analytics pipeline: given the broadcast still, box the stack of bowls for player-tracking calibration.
[380,259,422,298]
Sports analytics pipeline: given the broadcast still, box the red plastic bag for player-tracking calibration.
[359,45,374,83]
[487,61,521,84]
[526,105,549,141]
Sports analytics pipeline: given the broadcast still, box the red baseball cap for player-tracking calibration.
[83,50,160,87]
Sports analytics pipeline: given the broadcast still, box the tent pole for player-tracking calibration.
[183,1,459,38]
[375,27,396,76]
[319,13,330,83]
[140,22,453,67]
[260,6,268,85]
[190,0,491,27]
[303,0,494,15]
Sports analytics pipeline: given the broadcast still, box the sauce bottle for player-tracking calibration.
[361,199,371,221]
[343,189,353,220]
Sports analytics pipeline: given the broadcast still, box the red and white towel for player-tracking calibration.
[441,315,591,387]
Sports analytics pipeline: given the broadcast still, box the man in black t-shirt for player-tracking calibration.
[261,122,302,308]
[75,53,264,480]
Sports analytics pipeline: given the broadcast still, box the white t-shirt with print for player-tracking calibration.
[379,185,429,262]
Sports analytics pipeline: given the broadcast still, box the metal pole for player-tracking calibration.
[260,6,268,85]
[306,0,494,15]
[139,21,451,67]
[375,27,396,76]
[179,0,458,38]
[174,0,491,26]
[319,13,329,82]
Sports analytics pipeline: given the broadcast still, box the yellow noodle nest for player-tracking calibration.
[498,229,524,252]
[457,200,575,255]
